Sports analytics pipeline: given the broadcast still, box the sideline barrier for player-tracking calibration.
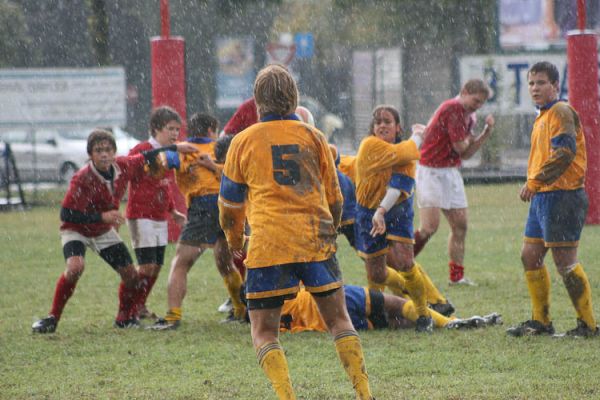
[1,142,27,210]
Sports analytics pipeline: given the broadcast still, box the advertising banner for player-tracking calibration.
[0,67,126,129]
[216,37,255,109]
[499,0,600,50]
[460,54,577,114]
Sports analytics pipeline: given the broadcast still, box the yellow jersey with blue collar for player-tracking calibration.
[355,135,420,209]
[527,100,586,193]
[165,137,221,207]
[339,154,357,185]
[219,115,343,268]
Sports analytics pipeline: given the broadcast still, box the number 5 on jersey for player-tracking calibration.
[272,144,300,185]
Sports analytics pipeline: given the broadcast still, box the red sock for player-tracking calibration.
[136,273,158,310]
[49,274,77,320]
[449,261,464,282]
[413,230,430,257]
[233,251,247,280]
[117,281,139,322]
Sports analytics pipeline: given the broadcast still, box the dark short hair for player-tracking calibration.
[87,129,116,155]
[214,134,234,163]
[462,79,491,98]
[150,106,181,137]
[528,61,560,84]
[369,105,402,136]
[188,113,218,138]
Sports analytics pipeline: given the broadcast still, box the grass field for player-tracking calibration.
[1,183,600,399]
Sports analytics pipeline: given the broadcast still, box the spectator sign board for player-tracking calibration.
[0,67,126,130]
[459,54,582,115]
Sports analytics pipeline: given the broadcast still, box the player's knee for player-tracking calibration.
[521,251,543,269]
[419,225,437,238]
[65,257,84,281]
[387,245,414,271]
[367,267,387,284]
[138,263,160,277]
[119,265,139,286]
[172,252,196,271]
[214,247,233,271]
[397,258,415,271]
[450,221,467,237]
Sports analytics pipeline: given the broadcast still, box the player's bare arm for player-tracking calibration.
[175,142,199,153]
[171,209,187,227]
[455,114,495,160]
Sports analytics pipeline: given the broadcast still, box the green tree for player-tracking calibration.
[0,0,31,67]
[87,0,111,66]
[18,0,93,67]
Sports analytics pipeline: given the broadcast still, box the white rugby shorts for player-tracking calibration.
[416,165,468,209]
[60,228,123,253]
[126,218,168,249]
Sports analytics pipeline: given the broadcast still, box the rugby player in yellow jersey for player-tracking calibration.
[338,153,357,184]
[149,113,245,330]
[507,61,598,337]
[219,64,373,400]
[275,285,500,334]
[355,105,437,332]
[329,142,454,318]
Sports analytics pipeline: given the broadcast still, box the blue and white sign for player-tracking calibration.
[216,36,255,109]
[459,54,586,115]
[294,33,314,59]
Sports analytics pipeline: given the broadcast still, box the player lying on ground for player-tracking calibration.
[255,285,501,333]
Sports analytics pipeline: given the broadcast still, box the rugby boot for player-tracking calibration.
[32,316,57,334]
[506,319,554,337]
[430,300,455,317]
[415,315,434,333]
[147,317,180,331]
[566,319,600,337]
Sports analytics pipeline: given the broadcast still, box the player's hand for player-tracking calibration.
[411,123,426,139]
[484,114,495,128]
[175,143,199,153]
[195,153,217,170]
[519,183,535,202]
[171,209,187,227]
[232,248,245,259]
[102,210,125,226]
[370,208,386,237]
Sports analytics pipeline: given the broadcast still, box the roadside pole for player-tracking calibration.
[567,0,600,224]
[151,0,188,241]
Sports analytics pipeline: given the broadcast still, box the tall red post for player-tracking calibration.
[567,11,600,223]
[151,0,188,240]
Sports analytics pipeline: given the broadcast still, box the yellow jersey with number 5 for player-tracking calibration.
[219,118,343,268]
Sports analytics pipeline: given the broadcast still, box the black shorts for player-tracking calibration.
[63,241,133,271]
[134,246,166,266]
[180,194,223,246]
[339,223,356,249]
[367,289,388,329]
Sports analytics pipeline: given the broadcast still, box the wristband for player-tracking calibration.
[410,134,423,149]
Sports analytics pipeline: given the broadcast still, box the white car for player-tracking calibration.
[0,126,139,183]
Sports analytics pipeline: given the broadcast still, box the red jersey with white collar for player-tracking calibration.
[419,98,475,168]
[61,154,146,237]
[126,139,174,220]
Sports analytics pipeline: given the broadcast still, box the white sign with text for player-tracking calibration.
[459,54,575,115]
[0,67,126,129]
